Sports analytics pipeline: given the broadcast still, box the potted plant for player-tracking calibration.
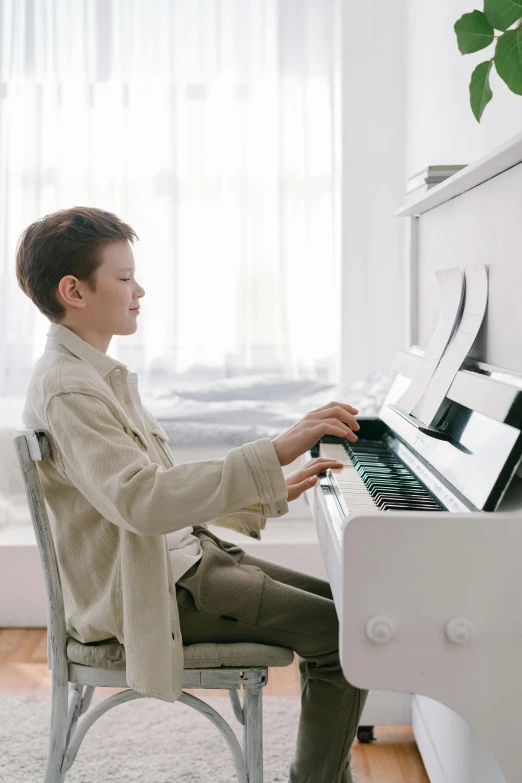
[455,0,522,121]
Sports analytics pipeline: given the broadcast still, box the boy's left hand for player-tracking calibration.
[285,458,344,502]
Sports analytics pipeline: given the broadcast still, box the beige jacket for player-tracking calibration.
[22,323,289,702]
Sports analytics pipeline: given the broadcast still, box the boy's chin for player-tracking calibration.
[114,320,140,336]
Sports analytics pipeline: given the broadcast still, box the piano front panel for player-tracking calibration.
[339,508,522,783]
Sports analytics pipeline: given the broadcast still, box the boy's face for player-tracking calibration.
[56,239,145,352]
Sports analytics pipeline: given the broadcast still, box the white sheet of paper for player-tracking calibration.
[411,264,488,426]
[396,266,465,414]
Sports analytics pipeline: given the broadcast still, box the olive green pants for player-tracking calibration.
[175,526,368,783]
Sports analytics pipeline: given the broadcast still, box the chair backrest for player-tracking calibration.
[12,429,68,678]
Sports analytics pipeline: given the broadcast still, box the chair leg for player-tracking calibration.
[243,682,263,783]
[44,674,69,783]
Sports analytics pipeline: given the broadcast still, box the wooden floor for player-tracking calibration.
[0,628,430,783]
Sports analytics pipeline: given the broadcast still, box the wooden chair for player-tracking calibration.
[13,428,294,783]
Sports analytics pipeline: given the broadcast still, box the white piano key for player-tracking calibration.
[319,443,379,512]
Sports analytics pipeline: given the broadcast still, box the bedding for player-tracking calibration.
[145,371,394,446]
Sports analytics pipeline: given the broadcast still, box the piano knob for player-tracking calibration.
[366,616,396,644]
[445,616,474,644]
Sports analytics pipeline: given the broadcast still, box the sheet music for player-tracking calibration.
[396,266,466,414]
[411,264,488,426]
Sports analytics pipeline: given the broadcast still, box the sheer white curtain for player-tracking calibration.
[0,0,340,396]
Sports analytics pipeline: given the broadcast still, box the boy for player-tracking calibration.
[16,206,367,783]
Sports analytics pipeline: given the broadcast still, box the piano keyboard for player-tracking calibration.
[319,440,445,514]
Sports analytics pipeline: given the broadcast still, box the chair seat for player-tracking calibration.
[66,636,294,671]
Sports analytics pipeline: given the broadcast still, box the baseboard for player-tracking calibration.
[412,696,450,783]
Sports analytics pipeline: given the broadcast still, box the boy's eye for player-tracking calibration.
[121,278,131,282]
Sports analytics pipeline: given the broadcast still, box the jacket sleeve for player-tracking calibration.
[206,504,272,540]
[45,391,288,537]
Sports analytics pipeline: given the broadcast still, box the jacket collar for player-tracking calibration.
[45,323,128,380]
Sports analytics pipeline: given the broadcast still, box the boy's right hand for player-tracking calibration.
[271,401,360,466]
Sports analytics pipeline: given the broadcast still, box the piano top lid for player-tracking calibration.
[380,349,522,512]
[395,129,522,217]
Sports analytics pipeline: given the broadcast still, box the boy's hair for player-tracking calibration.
[15,206,139,323]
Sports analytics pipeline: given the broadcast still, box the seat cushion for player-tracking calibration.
[66,636,294,671]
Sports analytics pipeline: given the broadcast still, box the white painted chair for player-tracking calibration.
[13,428,294,783]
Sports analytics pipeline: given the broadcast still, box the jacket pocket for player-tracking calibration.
[151,424,175,467]
[123,423,149,452]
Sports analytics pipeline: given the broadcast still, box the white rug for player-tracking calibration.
[0,692,304,782]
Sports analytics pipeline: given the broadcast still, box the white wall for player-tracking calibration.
[406,0,522,176]
[340,0,408,383]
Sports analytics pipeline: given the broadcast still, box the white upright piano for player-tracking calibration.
[304,131,522,783]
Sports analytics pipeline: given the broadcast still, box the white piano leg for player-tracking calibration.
[339,511,522,783]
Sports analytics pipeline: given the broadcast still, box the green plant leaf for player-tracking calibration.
[470,60,493,120]
[483,0,522,32]
[495,29,522,93]
[454,11,494,53]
